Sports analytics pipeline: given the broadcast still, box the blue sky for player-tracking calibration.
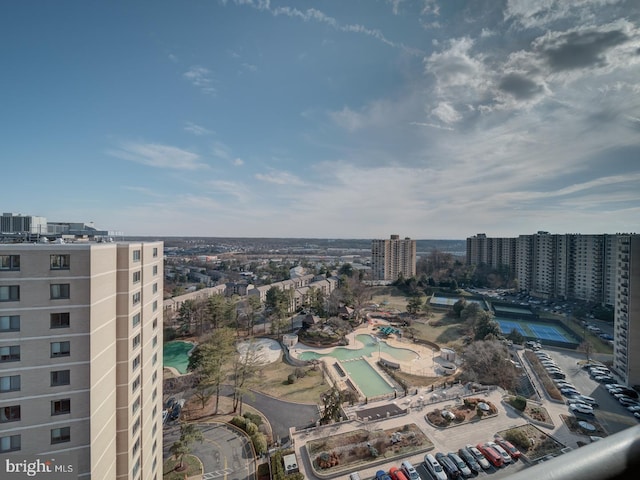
[2,0,639,239]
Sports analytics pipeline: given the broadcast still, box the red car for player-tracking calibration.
[496,438,521,459]
[477,443,503,468]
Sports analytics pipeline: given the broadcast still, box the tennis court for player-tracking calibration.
[496,318,578,346]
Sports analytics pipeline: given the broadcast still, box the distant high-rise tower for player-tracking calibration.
[371,235,416,281]
[0,241,163,479]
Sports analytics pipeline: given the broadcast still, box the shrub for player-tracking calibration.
[510,396,527,412]
[287,373,296,384]
[251,432,268,455]
[295,368,306,378]
[230,416,247,430]
[245,421,259,436]
[504,429,532,450]
[243,412,263,426]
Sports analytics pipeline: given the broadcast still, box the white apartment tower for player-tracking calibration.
[371,235,416,281]
[0,241,163,479]
[613,235,640,387]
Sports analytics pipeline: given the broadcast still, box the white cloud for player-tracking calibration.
[184,122,213,136]
[504,0,625,30]
[108,142,207,170]
[255,170,306,186]
[232,158,244,166]
[431,102,462,124]
[183,66,217,96]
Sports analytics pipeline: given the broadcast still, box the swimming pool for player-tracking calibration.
[298,334,418,362]
[341,359,395,398]
[163,341,194,374]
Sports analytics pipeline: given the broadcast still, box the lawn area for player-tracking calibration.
[163,454,202,479]
[370,286,409,312]
[409,312,467,349]
[251,359,329,404]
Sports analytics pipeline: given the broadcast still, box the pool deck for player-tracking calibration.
[290,324,440,377]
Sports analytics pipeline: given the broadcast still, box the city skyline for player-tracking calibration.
[2,1,639,239]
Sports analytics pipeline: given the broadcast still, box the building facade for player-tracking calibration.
[0,241,163,479]
[371,235,416,281]
[613,235,640,387]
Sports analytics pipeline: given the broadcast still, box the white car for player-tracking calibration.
[569,403,594,416]
[486,441,512,464]
[466,444,491,470]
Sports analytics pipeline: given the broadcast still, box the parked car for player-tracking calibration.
[569,403,595,416]
[447,453,472,478]
[495,438,522,459]
[605,383,626,392]
[376,470,393,480]
[436,452,461,479]
[389,466,409,480]
[560,387,581,397]
[486,441,512,464]
[594,375,615,383]
[477,443,504,468]
[618,397,640,407]
[465,445,491,470]
[164,397,177,409]
[424,454,448,480]
[400,461,420,480]
[573,395,599,407]
[457,447,481,473]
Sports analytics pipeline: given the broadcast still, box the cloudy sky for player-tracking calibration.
[2,0,639,239]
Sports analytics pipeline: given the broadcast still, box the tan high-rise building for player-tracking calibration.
[371,235,416,281]
[613,235,640,387]
[0,241,163,479]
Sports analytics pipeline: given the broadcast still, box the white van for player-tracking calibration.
[349,473,361,480]
[424,454,447,480]
[401,461,420,480]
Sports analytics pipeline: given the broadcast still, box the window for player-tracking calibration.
[50,284,70,299]
[0,375,20,392]
[152,387,157,400]
[132,375,140,393]
[152,318,158,329]
[152,247,158,258]
[153,265,158,276]
[0,255,20,271]
[50,254,70,270]
[152,352,158,365]
[51,370,70,386]
[132,292,141,305]
[51,399,71,415]
[132,334,141,350]
[133,271,141,283]
[51,427,70,444]
[152,422,157,436]
[51,341,70,358]
[0,435,21,452]
[132,313,140,327]
[0,346,20,362]
[132,436,140,456]
[0,315,19,332]
[50,312,70,328]
[152,300,158,311]
[152,335,158,347]
[133,250,141,262]
[132,396,141,415]
[152,405,157,417]
[132,416,141,435]
[152,282,158,293]
[132,457,140,478]
[1,405,21,423]
[152,370,157,383]
[0,286,19,301]
[132,355,140,371]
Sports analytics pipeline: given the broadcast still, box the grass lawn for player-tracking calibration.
[163,454,202,479]
[409,312,467,349]
[370,286,409,312]
[251,359,330,404]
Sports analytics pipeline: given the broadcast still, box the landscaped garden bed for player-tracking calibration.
[504,395,553,427]
[306,424,432,476]
[425,397,497,427]
[495,424,566,462]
